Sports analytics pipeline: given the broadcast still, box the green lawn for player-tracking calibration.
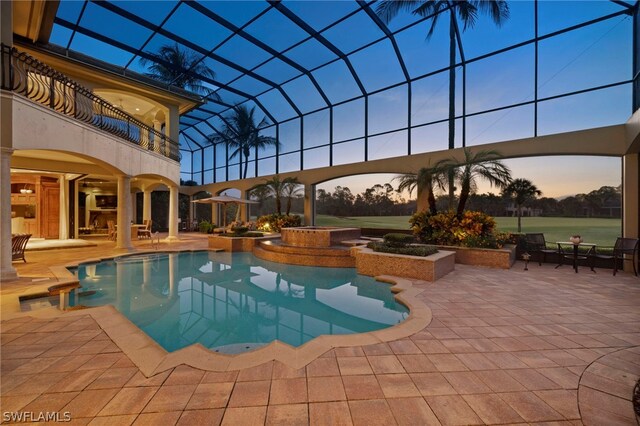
[316,215,621,247]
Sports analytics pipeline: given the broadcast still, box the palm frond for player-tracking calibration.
[472,0,510,26]
[140,43,216,95]
[455,2,478,30]
[394,174,418,196]
[375,0,424,23]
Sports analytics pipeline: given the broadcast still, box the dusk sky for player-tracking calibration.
[49,1,633,197]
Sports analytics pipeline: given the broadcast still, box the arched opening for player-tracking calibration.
[314,156,622,244]
[10,149,125,241]
[94,89,169,134]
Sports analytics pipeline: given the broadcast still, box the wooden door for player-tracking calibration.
[42,186,60,239]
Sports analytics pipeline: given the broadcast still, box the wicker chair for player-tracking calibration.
[107,220,117,241]
[593,237,639,276]
[524,233,558,266]
[11,233,31,263]
[138,220,152,239]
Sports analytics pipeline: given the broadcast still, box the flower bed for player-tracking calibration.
[408,210,518,268]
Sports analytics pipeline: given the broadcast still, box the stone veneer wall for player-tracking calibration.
[436,244,517,269]
[353,247,455,281]
[281,227,361,248]
[254,245,356,267]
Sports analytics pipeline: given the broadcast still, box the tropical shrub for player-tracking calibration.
[228,221,257,231]
[226,231,264,238]
[199,220,214,234]
[367,241,438,257]
[410,210,507,248]
[256,214,302,232]
[229,226,249,235]
[383,233,415,247]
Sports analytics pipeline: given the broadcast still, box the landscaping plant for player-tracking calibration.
[256,213,302,232]
[367,232,437,257]
[410,210,513,249]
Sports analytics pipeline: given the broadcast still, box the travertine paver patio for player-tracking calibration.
[1,234,639,425]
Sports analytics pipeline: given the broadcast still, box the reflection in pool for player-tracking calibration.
[69,251,409,353]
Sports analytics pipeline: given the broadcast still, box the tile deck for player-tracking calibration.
[1,233,639,425]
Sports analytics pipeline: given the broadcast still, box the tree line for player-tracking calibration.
[314,184,620,219]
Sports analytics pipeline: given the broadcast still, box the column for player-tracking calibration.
[130,192,137,224]
[167,105,180,141]
[73,179,80,238]
[1,148,17,281]
[623,153,639,272]
[0,2,15,280]
[167,105,180,157]
[239,190,248,223]
[116,175,133,250]
[303,183,316,226]
[58,175,68,239]
[142,189,152,222]
[167,185,179,240]
[211,204,219,227]
[188,195,193,230]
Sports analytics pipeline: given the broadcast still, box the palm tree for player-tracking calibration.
[395,160,450,214]
[254,175,300,215]
[376,0,509,204]
[502,178,542,232]
[140,43,216,95]
[283,179,303,215]
[444,148,512,216]
[208,105,278,179]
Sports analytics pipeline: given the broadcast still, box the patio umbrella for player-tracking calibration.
[192,195,259,227]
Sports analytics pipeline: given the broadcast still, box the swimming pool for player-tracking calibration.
[69,251,409,353]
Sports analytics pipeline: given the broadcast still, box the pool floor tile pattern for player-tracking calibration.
[1,234,640,425]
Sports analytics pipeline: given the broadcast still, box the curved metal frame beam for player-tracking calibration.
[268,0,367,96]
[186,1,331,108]
[89,0,287,122]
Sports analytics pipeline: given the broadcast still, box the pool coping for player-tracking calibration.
[2,249,432,376]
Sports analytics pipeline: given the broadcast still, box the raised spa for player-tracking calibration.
[280,226,361,248]
[69,251,408,354]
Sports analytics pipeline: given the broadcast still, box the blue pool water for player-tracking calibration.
[69,251,408,353]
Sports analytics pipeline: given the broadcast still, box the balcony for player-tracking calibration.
[0,44,180,162]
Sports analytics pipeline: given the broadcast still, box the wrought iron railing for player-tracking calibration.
[0,44,180,161]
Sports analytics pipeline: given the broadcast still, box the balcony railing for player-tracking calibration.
[0,44,180,162]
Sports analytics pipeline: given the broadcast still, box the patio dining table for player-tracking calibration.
[555,241,596,273]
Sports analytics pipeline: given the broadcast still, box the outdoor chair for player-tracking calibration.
[11,233,31,263]
[524,233,558,266]
[107,220,117,241]
[138,220,152,239]
[592,237,639,276]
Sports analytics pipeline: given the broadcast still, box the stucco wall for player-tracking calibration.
[9,94,180,183]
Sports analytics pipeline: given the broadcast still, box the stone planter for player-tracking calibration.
[352,247,455,281]
[436,244,516,269]
[208,235,278,252]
